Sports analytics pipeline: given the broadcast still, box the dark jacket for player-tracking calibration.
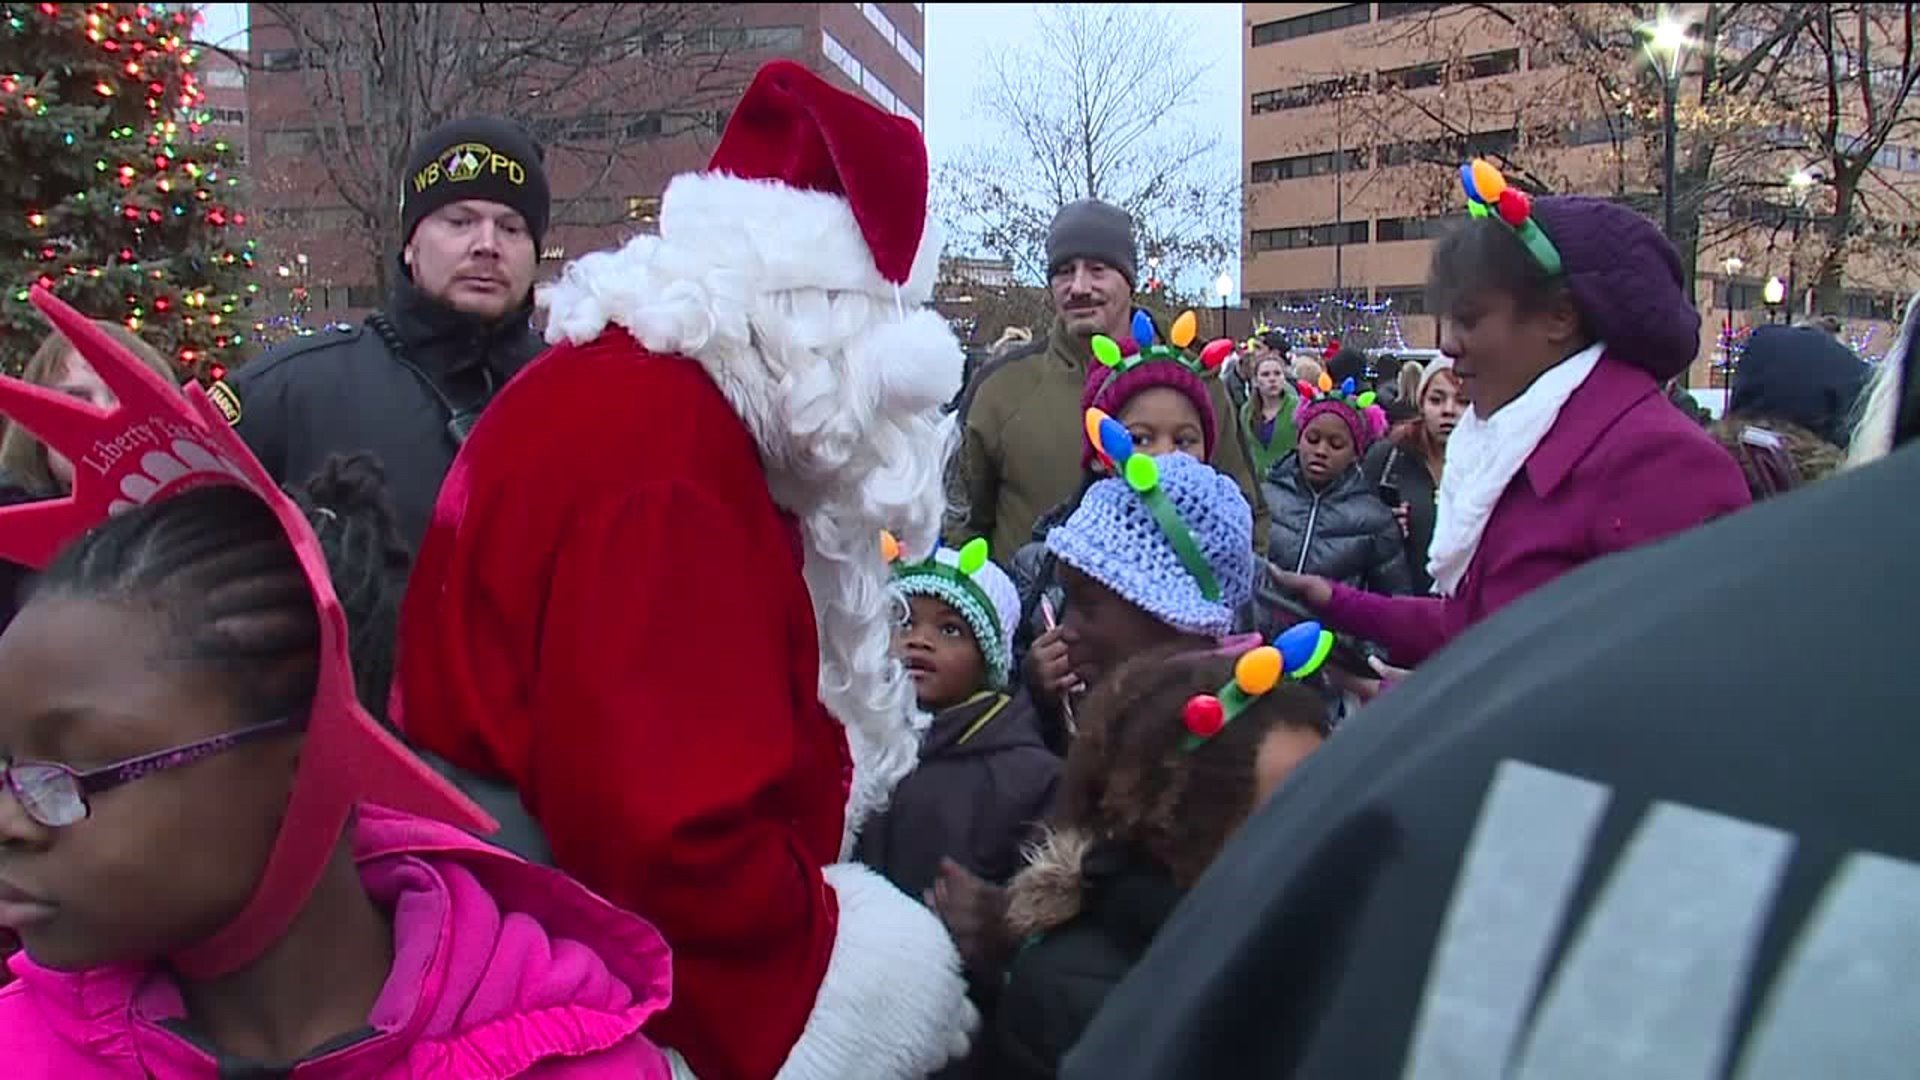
[991,831,1182,1080]
[0,470,51,634]
[1362,437,1440,595]
[1262,453,1412,596]
[953,313,1269,557]
[857,690,1060,899]
[221,276,544,556]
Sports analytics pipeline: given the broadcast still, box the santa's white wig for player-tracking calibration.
[537,172,961,849]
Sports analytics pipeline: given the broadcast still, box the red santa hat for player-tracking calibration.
[0,287,494,979]
[664,59,941,302]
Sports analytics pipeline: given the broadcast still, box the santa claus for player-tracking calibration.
[393,61,973,1080]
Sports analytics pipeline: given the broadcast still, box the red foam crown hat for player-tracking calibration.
[698,59,934,292]
[0,287,495,978]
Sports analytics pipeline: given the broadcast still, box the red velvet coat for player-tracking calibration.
[396,329,852,1080]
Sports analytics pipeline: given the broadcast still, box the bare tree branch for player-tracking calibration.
[935,3,1239,299]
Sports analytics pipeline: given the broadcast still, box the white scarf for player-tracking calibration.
[1427,342,1606,596]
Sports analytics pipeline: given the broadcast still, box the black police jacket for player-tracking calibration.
[217,277,545,555]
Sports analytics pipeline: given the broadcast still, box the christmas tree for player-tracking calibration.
[0,2,257,382]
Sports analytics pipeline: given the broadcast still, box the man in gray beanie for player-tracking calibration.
[952,199,1265,564]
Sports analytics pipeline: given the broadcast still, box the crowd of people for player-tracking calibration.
[0,56,1913,1079]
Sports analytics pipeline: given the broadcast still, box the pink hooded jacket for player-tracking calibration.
[0,806,678,1079]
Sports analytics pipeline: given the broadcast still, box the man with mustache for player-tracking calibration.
[953,200,1267,560]
[215,117,549,557]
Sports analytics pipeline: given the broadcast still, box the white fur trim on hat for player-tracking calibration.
[661,171,942,305]
[774,863,977,1080]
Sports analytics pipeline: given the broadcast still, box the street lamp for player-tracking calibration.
[1763,275,1786,323]
[1783,167,1821,319]
[1215,272,1233,338]
[1639,10,1697,252]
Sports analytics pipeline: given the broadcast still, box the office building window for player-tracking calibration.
[1375,216,1450,243]
[1374,287,1428,315]
[261,129,316,156]
[860,2,923,72]
[862,68,898,112]
[1377,2,1453,18]
[1844,291,1895,320]
[1251,75,1365,114]
[1250,221,1370,251]
[1464,48,1521,79]
[1251,148,1368,183]
[1252,4,1369,47]
[822,30,864,83]
[1381,60,1443,90]
[861,3,898,47]
[258,48,301,72]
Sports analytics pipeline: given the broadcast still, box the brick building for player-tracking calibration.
[1242,2,1916,384]
[243,3,925,326]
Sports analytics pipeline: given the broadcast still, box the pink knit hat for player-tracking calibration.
[1294,376,1390,454]
[1079,317,1233,469]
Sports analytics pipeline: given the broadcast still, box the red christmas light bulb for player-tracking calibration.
[1183,695,1226,738]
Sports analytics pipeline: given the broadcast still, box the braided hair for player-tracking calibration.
[28,453,409,727]
[1054,642,1328,888]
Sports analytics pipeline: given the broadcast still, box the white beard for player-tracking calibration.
[538,185,961,852]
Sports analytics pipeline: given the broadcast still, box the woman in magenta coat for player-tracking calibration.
[1277,164,1750,670]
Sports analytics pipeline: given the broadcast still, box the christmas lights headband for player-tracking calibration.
[1296,374,1379,412]
[881,531,1001,633]
[1461,158,1564,277]
[1181,621,1336,751]
[1092,309,1235,385]
[1082,406,1221,602]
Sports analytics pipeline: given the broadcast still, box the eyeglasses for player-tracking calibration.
[0,715,301,828]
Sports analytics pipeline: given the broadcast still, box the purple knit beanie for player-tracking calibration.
[1080,350,1219,470]
[1530,196,1702,381]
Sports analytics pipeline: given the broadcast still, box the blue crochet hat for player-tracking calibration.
[1046,450,1253,637]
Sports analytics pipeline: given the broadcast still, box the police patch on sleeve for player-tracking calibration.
[207,380,242,426]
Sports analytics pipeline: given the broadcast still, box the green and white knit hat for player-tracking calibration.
[887,536,1021,688]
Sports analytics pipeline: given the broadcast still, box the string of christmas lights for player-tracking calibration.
[1257,292,1413,353]
[1,1,255,381]
[1715,323,1883,373]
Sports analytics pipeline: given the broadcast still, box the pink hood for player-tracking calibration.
[0,806,676,1079]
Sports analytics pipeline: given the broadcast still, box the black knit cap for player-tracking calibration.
[400,116,550,249]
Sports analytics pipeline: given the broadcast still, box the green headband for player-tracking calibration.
[883,535,1009,684]
[1180,621,1335,752]
[1461,158,1564,277]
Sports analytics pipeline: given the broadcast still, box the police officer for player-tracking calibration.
[214,116,550,555]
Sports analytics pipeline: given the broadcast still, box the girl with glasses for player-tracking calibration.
[0,295,682,1078]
